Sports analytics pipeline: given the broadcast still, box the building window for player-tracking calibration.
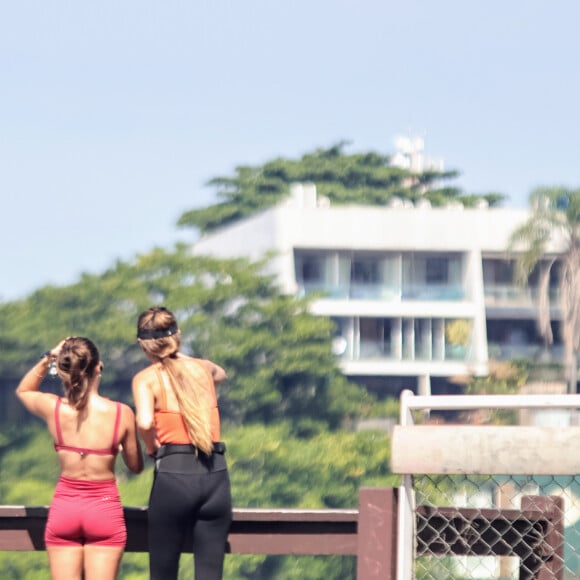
[302,257,323,283]
[296,254,327,286]
[352,258,381,284]
[426,257,449,284]
[483,259,514,284]
[359,317,391,358]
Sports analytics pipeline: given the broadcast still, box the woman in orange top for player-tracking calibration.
[131,306,231,580]
[16,336,144,580]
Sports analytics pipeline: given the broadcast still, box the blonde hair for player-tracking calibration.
[137,307,213,454]
[56,337,100,411]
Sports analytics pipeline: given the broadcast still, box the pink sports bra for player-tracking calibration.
[53,398,122,456]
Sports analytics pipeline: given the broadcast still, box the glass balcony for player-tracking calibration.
[298,282,464,302]
[484,285,560,306]
[343,340,472,362]
[401,284,465,301]
[349,283,401,300]
[487,342,564,363]
[359,340,391,359]
[299,282,349,299]
[444,344,469,361]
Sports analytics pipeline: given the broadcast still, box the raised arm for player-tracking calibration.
[201,359,228,384]
[15,341,66,420]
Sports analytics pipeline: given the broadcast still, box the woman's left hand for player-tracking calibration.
[48,337,70,360]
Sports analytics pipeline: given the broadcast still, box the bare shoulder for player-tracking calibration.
[186,356,214,374]
[32,392,60,418]
[118,401,136,416]
[103,400,136,431]
[192,357,227,383]
[96,397,131,414]
[132,364,158,385]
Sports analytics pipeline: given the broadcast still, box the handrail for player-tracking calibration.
[400,390,580,412]
[0,487,398,580]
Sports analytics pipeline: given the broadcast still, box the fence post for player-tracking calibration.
[520,495,565,580]
[357,487,398,579]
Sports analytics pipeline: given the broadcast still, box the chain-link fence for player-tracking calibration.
[413,474,579,579]
[391,391,580,580]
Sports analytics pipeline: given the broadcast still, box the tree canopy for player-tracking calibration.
[0,244,371,434]
[177,142,505,233]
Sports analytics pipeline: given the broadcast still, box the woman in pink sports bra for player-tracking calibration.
[16,336,144,580]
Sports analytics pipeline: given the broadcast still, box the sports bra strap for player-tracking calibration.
[155,365,168,409]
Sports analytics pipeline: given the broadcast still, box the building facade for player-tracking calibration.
[192,184,564,397]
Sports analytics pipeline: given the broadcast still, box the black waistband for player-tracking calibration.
[155,442,226,459]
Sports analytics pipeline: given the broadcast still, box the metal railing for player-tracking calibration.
[2,481,573,578]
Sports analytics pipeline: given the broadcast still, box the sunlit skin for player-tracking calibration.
[16,338,144,580]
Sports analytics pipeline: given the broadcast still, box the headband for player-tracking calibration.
[137,322,178,340]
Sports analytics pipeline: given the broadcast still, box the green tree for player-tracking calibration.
[0,245,372,433]
[177,143,504,234]
[0,422,395,580]
[509,186,580,393]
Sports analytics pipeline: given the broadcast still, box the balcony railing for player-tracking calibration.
[484,284,560,307]
[488,342,564,363]
[345,340,473,362]
[400,284,464,301]
[299,282,465,302]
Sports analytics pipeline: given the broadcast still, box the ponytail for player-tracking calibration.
[57,337,100,410]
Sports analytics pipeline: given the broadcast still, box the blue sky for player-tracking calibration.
[1,0,578,301]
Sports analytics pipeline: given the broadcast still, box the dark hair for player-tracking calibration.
[56,337,100,410]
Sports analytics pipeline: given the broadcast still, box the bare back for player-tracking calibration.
[46,395,129,480]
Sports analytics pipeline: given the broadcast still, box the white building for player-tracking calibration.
[192,183,565,397]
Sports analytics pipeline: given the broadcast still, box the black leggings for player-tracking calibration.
[148,450,232,580]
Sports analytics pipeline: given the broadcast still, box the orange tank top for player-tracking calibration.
[153,359,221,444]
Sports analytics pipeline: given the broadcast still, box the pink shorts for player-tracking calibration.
[45,476,126,547]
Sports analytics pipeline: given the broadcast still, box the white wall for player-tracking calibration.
[193,204,544,257]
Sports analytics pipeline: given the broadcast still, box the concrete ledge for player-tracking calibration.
[391,425,580,474]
